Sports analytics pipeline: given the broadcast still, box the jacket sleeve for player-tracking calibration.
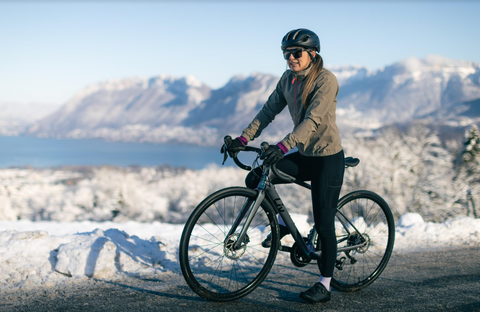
[280,72,339,150]
[241,76,287,141]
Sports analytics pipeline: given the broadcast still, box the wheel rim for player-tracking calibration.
[183,192,278,298]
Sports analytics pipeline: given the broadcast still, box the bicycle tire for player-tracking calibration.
[179,187,280,302]
[317,190,395,292]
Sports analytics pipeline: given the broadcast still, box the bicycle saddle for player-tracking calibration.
[345,157,360,167]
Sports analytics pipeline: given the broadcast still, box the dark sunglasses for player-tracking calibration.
[283,48,308,60]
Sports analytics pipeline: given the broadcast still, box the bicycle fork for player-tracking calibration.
[225,190,265,251]
[227,167,270,251]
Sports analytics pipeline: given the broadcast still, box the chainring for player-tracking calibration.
[290,238,314,267]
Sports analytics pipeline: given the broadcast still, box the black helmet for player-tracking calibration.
[281,28,320,53]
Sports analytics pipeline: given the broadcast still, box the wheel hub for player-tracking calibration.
[357,233,370,253]
[347,232,370,254]
[224,233,249,260]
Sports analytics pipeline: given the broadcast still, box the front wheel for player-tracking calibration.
[179,187,279,302]
[318,190,395,292]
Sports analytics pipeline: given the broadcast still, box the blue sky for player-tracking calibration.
[1,1,479,105]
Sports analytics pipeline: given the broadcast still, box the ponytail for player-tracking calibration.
[301,54,323,109]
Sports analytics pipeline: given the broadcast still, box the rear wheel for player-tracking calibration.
[318,190,395,292]
[179,187,279,302]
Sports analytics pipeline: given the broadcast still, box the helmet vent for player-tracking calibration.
[292,30,301,40]
[286,31,293,41]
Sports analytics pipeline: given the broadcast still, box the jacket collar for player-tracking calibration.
[292,64,312,79]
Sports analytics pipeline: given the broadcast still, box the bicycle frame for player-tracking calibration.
[228,165,368,258]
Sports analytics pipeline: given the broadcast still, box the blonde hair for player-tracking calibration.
[301,54,323,109]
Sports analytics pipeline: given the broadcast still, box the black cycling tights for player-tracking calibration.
[245,150,345,277]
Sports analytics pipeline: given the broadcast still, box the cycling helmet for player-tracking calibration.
[281,28,320,53]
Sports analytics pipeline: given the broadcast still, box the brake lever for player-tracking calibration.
[221,135,233,165]
[221,143,228,165]
[260,142,270,158]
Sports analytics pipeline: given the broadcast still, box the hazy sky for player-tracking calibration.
[1,1,479,105]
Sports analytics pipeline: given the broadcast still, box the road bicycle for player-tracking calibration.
[179,137,395,302]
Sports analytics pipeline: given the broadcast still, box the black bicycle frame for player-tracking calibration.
[228,166,368,256]
[264,185,317,259]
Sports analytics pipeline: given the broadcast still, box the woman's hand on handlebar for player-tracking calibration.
[221,136,245,158]
[227,138,245,157]
[260,145,285,166]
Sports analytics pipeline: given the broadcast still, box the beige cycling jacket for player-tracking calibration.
[241,66,343,156]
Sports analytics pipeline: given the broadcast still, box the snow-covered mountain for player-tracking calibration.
[26,55,480,145]
[27,73,288,145]
[0,102,59,136]
[28,75,210,134]
[335,55,480,130]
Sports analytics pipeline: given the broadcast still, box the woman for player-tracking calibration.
[226,28,344,304]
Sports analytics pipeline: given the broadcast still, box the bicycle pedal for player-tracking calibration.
[279,245,292,252]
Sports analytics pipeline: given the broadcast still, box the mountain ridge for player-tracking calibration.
[22,55,480,145]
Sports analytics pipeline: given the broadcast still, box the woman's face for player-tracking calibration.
[284,47,314,72]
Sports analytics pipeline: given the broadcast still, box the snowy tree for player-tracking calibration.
[455,124,480,218]
[401,124,456,221]
[461,124,480,169]
[375,126,415,218]
[341,127,414,219]
[342,123,457,221]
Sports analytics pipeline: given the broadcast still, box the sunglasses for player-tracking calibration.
[283,48,308,60]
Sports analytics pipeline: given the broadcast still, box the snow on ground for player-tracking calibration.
[1,212,479,293]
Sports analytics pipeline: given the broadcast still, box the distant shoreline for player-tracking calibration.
[0,135,228,170]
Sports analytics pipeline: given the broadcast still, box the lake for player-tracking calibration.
[0,136,255,169]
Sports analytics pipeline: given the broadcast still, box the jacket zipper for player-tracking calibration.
[292,77,305,155]
[293,77,299,127]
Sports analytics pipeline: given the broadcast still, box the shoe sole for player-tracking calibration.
[299,293,331,304]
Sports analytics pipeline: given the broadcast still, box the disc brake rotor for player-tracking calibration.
[347,232,370,254]
[224,233,249,260]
